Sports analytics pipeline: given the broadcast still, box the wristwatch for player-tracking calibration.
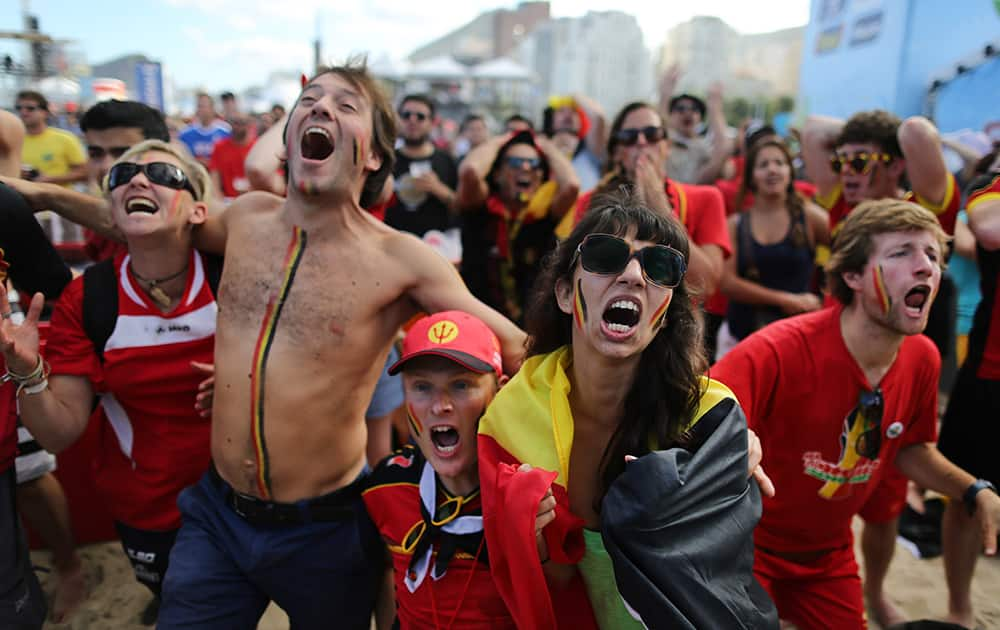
[963,479,998,515]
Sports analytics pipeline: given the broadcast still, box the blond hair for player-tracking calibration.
[826,198,950,305]
[103,139,212,204]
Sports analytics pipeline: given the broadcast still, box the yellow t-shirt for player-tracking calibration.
[21,127,86,185]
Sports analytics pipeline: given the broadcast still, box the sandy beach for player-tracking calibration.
[31,518,1000,629]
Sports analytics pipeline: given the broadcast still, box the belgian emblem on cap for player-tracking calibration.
[428,320,460,345]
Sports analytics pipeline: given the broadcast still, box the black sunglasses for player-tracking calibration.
[88,145,131,161]
[15,104,40,112]
[614,126,667,147]
[854,388,883,460]
[829,152,892,175]
[400,110,428,122]
[504,156,541,170]
[574,233,686,288]
[108,161,198,198]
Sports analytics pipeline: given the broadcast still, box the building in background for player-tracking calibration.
[409,1,550,65]
[797,0,1000,132]
[517,11,652,123]
[657,16,803,100]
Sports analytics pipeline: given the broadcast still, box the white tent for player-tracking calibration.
[370,55,411,81]
[408,55,467,80]
[470,58,534,82]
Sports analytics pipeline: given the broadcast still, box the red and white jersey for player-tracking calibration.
[46,250,215,531]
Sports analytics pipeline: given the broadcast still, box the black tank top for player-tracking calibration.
[727,210,815,340]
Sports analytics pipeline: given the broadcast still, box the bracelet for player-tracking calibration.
[3,355,44,384]
[17,378,48,396]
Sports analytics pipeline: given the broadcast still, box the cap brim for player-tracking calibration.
[388,349,495,376]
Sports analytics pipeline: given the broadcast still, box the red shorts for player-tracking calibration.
[859,467,907,524]
[754,545,867,630]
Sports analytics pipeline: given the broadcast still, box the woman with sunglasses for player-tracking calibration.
[0,139,217,606]
[457,129,579,323]
[564,102,730,302]
[716,139,830,359]
[477,192,776,629]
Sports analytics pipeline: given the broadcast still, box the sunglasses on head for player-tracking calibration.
[504,156,541,170]
[854,388,883,460]
[573,233,687,288]
[108,161,198,198]
[400,110,428,122]
[88,145,131,161]
[830,152,892,175]
[614,126,667,147]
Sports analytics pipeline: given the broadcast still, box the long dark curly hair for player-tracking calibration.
[524,189,707,507]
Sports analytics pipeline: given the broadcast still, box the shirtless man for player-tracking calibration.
[156,60,525,630]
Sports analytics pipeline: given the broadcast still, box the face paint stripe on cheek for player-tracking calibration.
[574,278,587,330]
[407,402,423,437]
[651,294,671,327]
[167,188,182,217]
[873,264,891,315]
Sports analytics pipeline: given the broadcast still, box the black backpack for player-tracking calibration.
[81,254,223,363]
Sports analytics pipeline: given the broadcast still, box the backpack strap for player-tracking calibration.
[81,258,119,365]
[202,253,223,296]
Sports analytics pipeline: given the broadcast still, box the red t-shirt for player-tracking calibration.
[209,137,255,199]
[45,250,215,530]
[966,173,1000,379]
[711,306,938,552]
[576,179,731,256]
[362,446,515,629]
[819,173,960,236]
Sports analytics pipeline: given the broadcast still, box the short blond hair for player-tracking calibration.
[103,139,212,204]
[827,199,950,305]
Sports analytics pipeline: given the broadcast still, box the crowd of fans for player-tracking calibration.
[0,58,998,630]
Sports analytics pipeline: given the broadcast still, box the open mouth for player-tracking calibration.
[514,176,534,191]
[602,298,641,335]
[430,425,461,455]
[300,126,334,160]
[125,197,159,215]
[903,285,931,315]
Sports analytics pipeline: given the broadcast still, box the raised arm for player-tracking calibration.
[898,116,950,208]
[534,135,580,220]
[802,115,844,201]
[245,112,288,195]
[0,288,93,453]
[455,133,509,210]
[399,233,526,373]
[693,82,732,185]
[657,64,681,122]
[572,93,608,163]
[0,110,25,178]
[0,176,120,241]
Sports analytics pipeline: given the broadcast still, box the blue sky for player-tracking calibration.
[1,0,809,93]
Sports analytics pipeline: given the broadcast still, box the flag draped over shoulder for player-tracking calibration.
[478,346,598,630]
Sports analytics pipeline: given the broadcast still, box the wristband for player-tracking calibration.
[17,378,48,396]
[963,479,998,516]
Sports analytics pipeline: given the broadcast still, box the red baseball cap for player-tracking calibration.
[389,310,503,376]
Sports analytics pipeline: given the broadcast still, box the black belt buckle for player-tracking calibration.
[230,491,285,525]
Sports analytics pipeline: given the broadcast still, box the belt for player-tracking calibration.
[209,464,360,526]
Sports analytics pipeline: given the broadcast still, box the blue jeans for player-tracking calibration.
[159,469,382,629]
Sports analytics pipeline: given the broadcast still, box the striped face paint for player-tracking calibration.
[353,138,363,166]
[407,402,423,437]
[249,225,307,498]
[650,294,671,328]
[573,279,587,330]
[872,264,891,316]
[166,189,183,218]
